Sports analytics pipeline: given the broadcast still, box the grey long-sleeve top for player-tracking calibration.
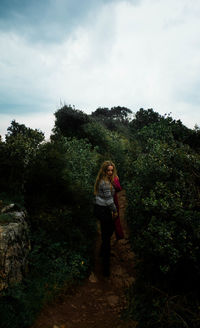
[95,180,117,212]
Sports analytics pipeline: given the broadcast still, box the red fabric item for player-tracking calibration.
[113,176,124,240]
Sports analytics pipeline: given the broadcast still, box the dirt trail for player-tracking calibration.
[31,190,137,328]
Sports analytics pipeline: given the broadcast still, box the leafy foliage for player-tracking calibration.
[0,120,44,199]
[91,106,132,133]
[92,106,132,120]
[53,105,90,138]
[125,117,200,327]
[130,108,162,130]
[0,107,200,328]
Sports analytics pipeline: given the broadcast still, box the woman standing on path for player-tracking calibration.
[94,160,118,277]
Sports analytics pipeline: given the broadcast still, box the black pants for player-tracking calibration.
[94,204,115,276]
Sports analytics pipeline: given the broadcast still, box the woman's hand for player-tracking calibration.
[112,211,118,220]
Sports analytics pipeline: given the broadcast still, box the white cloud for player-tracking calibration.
[0,0,200,139]
[0,112,55,141]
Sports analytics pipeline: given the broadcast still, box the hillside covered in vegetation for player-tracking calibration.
[0,106,200,328]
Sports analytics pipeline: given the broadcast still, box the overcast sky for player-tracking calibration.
[0,0,200,139]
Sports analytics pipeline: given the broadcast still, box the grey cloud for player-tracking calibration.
[176,82,200,106]
[0,0,88,42]
[0,0,137,43]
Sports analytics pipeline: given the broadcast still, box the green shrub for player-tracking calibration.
[125,133,200,327]
[53,105,90,138]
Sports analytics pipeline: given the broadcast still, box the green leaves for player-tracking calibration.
[53,105,90,138]
[0,121,44,198]
[1,106,200,327]
[62,137,98,195]
[125,112,200,327]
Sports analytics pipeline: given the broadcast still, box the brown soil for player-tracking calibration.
[31,190,137,328]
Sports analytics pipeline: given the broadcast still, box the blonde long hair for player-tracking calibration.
[94,160,117,195]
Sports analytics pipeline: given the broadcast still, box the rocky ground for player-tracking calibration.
[31,190,137,328]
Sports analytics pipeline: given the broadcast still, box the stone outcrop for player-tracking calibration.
[0,210,30,291]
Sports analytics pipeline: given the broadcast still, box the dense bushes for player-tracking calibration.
[53,105,90,138]
[125,122,200,327]
[0,106,200,327]
[0,228,90,328]
[0,119,99,327]
[0,120,44,200]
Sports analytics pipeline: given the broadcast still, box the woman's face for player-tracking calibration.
[106,165,114,178]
